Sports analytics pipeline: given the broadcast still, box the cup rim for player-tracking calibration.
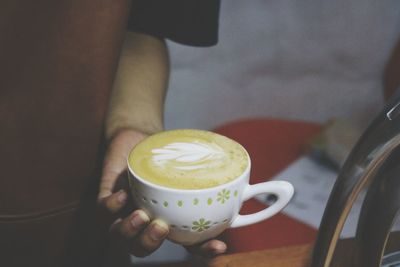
[127,160,251,194]
[126,129,251,193]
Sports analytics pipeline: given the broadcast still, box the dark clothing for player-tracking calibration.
[128,0,220,46]
[0,1,132,266]
[0,1,220,266]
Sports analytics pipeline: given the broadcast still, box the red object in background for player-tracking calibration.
[214,118,321,253]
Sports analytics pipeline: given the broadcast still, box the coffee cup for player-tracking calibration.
[127,129,294,245]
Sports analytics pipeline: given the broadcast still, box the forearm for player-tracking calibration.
[105,31,169,140]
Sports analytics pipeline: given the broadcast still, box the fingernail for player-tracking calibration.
[149,221,169,241]
[117,190,127,204]
[131,211,149,229]
[213,243,227,255]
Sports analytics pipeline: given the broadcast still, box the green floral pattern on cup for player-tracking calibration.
[217,189,230,204]
[192,218,211,232]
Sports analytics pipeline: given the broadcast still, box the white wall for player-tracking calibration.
[165,0,400,131]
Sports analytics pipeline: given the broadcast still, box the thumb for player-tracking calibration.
[98,129,148,209]
[98,189,128,215]
[98,160,129,213]
[98,165,127,200]
[98,158,130,213]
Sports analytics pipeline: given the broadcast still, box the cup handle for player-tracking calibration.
[230,181,294,228]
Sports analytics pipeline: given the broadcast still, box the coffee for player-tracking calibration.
[127,129,294,245]
[128,129,249,190]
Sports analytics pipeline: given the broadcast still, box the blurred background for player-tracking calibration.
[165,0,400,131]
[135,0,400,265]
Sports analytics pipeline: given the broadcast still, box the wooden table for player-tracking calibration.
[208,243,313,267]
[209,232,400,267]
[147,232,400,267]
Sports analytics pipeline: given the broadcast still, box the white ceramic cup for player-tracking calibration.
[127,139,294,246]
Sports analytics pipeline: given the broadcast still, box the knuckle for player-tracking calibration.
[120,220,137,238]
[102,196,122,214]
[100,199,114,213]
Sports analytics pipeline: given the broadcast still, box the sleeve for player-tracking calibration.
[127,0,220,47]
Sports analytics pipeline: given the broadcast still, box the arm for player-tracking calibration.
[105,31,168,140]
[99,32,170,258]
[98,32,227,258]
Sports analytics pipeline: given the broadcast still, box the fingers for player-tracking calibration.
[100,189,128,213]
[186,239,227,258]
[111,210,150,238]
[98,130,167,257]
[111,214,169,258]
[98,130,148,201]
[98,132,138,200]
[130,219,169,257]
[199,240,227,256]
[98,164,128,200]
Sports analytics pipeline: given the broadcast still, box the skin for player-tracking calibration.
[97,32,227,258]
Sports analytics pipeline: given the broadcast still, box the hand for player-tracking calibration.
[97,129,227,257]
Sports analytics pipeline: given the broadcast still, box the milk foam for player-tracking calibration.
[151,142,226,171]
[128,129,249,189]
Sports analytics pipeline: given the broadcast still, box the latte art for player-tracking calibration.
[151,142,226,171]
[128,129,249,189]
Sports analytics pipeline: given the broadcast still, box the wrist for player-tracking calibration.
[106,128,149,152]
[105,115,163,142]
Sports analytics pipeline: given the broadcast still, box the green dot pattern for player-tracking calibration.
[141,188,239,209]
